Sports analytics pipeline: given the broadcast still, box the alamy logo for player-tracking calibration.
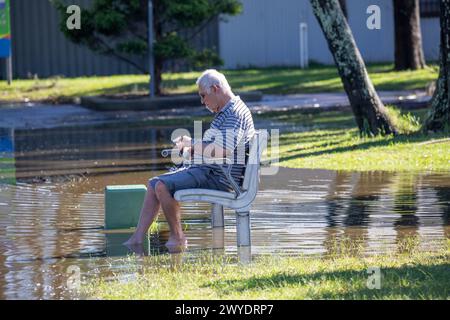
[366,5,381,30]
[167,123,279,176]
[367,266,381,289]
[66,265,81,290]
[66,5,81,30]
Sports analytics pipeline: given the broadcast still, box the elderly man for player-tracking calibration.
[124,69,255,249]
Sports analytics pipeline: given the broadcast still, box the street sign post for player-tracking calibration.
[148,0,155,97]
[0,0,12,84]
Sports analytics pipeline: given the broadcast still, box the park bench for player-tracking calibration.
[174,130,268,247]
[104,130,268,248]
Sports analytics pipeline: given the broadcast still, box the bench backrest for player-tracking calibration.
[241,130,268,198]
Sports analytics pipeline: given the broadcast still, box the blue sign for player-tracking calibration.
[0,39,10,57]
[0,0,11,58]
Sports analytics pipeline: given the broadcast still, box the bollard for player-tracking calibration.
[238,246,252,264]
[104,185,147,229]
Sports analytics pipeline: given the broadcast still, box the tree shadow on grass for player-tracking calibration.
[58,82,150,98]
[65,82,198,98]
[278,132,347,147]
[277,132,447,164]
[203,261,450,299]
[55,69,433,99]
[282,140,345,155]
[162,67,343,94]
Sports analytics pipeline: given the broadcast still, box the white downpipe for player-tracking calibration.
[299,22,309,69]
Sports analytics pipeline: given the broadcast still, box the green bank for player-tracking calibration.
[0,63,438,104]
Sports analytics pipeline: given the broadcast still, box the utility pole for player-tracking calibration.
[6,47,11,85]
[1,0,12,85]
[148,0,155,97]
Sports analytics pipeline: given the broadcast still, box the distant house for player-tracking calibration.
[0,0,441,80]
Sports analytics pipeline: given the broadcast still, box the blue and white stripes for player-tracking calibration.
[196,96,255,190]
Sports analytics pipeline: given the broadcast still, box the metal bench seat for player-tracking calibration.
[174,130,268,247]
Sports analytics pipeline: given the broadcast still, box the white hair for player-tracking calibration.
[196,69,231,94]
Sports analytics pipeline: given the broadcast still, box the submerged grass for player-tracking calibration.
[82,238,449,300]
[258,108,450,172]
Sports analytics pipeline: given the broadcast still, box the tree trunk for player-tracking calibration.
[425,0,450,132]
[310,0,398,136]
[154,56,163,96]
[393,0,426,70]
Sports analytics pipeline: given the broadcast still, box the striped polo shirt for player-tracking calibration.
[193,96,255,190]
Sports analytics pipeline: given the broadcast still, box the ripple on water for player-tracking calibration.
[0,161,449,298]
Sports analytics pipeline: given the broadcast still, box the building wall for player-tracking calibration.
[302,0,334,65]
[219,0,440,68]
[1,0,138,79]
[219,0,317,68]
[421,17,440,61]
[346,0,439,62]
[346,0,395,63]
[0,0,218,80]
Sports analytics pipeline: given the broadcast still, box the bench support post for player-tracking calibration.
[236,210,251,247]
[212,227,225,249]
[238,246,252,264]
[211,203,224,228]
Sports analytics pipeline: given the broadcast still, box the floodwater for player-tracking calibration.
[0,122,449,299]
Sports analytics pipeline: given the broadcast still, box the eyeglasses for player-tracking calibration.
[199,85,215,99]
[199,92,207,100]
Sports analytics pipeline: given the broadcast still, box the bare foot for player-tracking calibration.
[124,243,146,256]
[165,236,188,252]
[167,245,187,254]
[123,235,144,246]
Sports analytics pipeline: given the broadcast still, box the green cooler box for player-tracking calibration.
[105,185,147,229]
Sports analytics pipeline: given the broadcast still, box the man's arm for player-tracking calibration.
[191,140,231,158]
[176,136,231,159]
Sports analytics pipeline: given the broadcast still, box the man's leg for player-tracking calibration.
[154,181,186,246]
[124,186,160,245]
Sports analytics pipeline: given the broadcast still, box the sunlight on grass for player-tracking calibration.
[259,108,450,172]
[385,106,422,134]
[82,238,449,300]
[276,129,450,171]
[0,63,438,103]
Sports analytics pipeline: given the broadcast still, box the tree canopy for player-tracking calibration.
[52,0,242,94]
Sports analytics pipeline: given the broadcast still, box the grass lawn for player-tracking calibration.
[82,239,449,299]
[0,63,438,103]
[257,108,450,172]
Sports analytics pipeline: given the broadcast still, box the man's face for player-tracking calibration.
[198,85,218,113]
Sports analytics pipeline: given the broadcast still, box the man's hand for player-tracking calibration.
[174,136,231,160]
[173,135,192,151]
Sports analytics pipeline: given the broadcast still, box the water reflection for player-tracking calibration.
[1,124,184,183]
[435,186,450,239]
[392,174,420,253]
[0,122,449,299]
[1,167,449,299]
